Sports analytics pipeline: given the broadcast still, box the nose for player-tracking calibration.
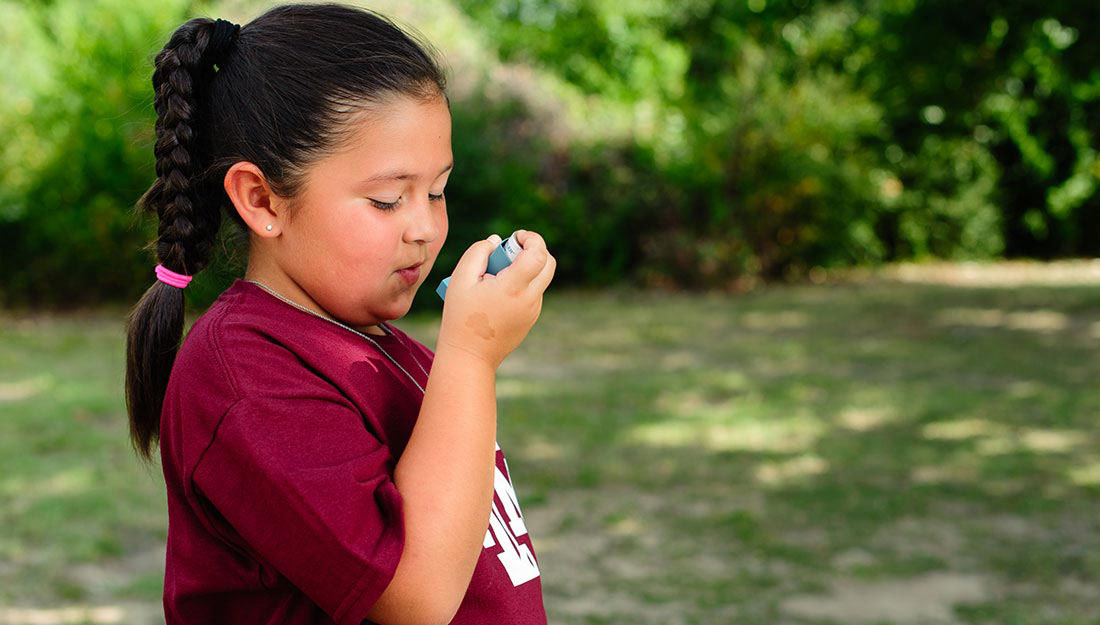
[403,194,442,244]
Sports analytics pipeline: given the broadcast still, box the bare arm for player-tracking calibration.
[365,344,497,625]
[365,231,555,625]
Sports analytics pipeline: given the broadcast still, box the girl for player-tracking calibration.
[124,3,556,624]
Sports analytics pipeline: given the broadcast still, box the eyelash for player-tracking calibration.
[372,192,445,211]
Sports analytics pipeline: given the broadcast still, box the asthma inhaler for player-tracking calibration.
[436,232,523,301]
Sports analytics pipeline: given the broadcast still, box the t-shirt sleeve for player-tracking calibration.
[192,394,405,625]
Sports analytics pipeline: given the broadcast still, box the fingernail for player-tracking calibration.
[489,234,502,245]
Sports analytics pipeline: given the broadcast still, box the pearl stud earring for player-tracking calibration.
[266,224,273,231]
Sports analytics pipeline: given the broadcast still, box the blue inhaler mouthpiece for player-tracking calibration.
[437,232,522,301]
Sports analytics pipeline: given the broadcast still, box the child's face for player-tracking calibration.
[277,93,452,329]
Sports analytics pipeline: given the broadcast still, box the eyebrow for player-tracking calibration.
[360,161,454,184]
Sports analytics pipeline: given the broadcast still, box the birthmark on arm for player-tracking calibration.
[465,312,497,340]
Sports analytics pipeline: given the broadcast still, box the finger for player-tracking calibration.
[527,252,556,295]
[498,233,548,289]
[509,230,547,271]
[451,234,501,283]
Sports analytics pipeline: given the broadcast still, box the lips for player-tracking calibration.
[396,261,423,286]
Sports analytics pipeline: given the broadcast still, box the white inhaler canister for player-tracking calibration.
[437,232,522,301]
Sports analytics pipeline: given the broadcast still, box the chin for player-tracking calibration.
[381,297,415,320]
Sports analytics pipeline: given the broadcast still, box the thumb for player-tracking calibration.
[452,234,502,283]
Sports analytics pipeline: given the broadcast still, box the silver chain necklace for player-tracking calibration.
[243,279,429,394]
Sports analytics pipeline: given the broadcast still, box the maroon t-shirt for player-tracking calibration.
[158,279,547,624]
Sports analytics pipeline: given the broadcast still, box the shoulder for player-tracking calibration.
[166,286,246,411]
[170,282,346,410]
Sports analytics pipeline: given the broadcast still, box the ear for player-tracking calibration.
[224,161,284,237]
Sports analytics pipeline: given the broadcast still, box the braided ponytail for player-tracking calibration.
[125,18,235,463]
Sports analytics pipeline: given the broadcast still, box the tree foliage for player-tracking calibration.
[1,0,1096,307]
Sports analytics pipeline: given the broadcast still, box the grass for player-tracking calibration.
[2,263,1100,624]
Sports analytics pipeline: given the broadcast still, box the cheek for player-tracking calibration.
[423,206,448,263]
[335,214,397,271]
[436,208,449,251]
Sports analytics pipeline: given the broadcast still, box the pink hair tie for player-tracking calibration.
[154,264,193,288]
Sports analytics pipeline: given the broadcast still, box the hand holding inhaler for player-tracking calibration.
[434,230,556,370]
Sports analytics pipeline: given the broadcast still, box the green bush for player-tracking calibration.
[0,0,197,307]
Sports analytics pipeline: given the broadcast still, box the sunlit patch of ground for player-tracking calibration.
[844,258,1100,287]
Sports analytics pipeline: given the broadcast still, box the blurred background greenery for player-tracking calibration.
[1,0,1096,309]
[2,1,1100,624]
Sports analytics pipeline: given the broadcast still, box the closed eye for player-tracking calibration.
[370,192,445,212]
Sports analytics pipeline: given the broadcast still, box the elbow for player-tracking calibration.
[370,598,459,625]
[409,599,459,625]
[411,579,465,625]
[430,595,463,625]
[365,572,466,625]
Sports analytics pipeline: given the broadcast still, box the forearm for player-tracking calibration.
[390,343,497,620]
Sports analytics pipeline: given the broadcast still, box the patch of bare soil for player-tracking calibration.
[0,546,167,625]
[0,600,163,625]
[781,572,991,624]
[839,259,1100,287]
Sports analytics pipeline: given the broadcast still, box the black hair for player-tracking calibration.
[125,2,449,463]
